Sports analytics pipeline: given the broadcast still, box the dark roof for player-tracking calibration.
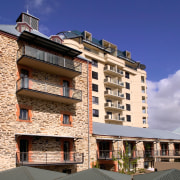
[58,168,131,180]
[133,169,180,180]
[0,166,67,180]
[93,122,180,140]
[18,31,81,58]
[0,25,82,58]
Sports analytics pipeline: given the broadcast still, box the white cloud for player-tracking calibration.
[39,24,50,35]
[25,0,59,15]
[147,70,180,131]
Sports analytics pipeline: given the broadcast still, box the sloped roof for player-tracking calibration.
[57,168,131,180]
[0,24,49,39]
[0,166,67,180]
[93,122,180,140]
[133,169,180,180]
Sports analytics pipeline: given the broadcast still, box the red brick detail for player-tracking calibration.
[16,22,32,33]
[16,104,32,123]
[88,63,93,134]
[60,111,73,127]
[17,65,33,80]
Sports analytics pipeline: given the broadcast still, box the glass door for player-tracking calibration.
[20,139,29,162]
[64,141,70,161]
[63,80,69,97]
[20,69,29,88]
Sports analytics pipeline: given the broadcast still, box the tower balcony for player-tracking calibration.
[104,90,124,100]
[104,77,124,88]
[105,114,125,122]
[16,78,82,104]
[104,102,124,111]
[104,65,124,77]
[17,45,82,78]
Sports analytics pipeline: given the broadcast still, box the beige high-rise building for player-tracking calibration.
[59,30,148,128]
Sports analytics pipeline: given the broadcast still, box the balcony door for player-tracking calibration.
[64,141,70,161]
[161,143,168,155]
[20,139,29,162]
[63,80,69,97]
[20,69,29,88]
[99,141,110,159]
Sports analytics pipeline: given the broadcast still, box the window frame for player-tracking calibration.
[92,84,98,92]
[92,59,98,67]
[126,82,130,89]
[92,96,99,104]
[126,104,131,111]
[125,72,130,79]
[126,93,130,100]
[126,115,131,122]
[93,109,99,117]
[92,71,98,80]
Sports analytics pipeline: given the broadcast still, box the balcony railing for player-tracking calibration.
[17,46,82,77]
[105,114,125,121]
[105,102,124,110]
[104,65,124,76]
[16,152,84,166]
[104,78,124,87]
[16,78,82,103]
[104,90,124,99]
[97,150,122,160]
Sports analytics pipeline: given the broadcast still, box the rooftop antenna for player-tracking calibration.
[26,0,29,14]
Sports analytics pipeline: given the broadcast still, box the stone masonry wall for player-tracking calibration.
[0,33,89,172]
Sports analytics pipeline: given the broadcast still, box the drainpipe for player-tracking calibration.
[87,61,90,169]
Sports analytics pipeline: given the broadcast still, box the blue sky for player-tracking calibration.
[1,0,180,130]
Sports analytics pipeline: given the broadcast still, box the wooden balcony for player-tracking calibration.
[16,152,84,166]
[16,78,82,104]
[17,45,82,78]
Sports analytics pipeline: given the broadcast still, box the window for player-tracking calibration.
[92,59,98,67]
[126,93,130,100]
[143,117,146,124]
[142,107,146,113]
[92,84,98,92]
[126,115,131,122]
[125,72,130,79]
[93,109,99,117]
[126,104,131,111]
[142,96,146,103]
[126,82,130,89]
[92,71,98,80]
[63,114,70,124]
[92,96,99,104]
[141,76,145,83]
[19,108,28,120]
[142,86,145,93]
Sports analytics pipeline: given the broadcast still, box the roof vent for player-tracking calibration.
[16,12,39,31]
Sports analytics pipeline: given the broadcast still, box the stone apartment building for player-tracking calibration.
[1,12,180,173]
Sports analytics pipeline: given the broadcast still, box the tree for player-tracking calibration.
[113,141,138,174]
